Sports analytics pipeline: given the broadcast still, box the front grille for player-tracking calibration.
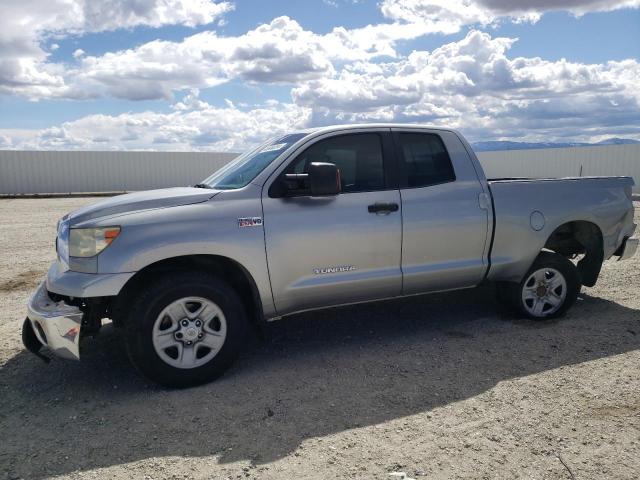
[46,289,84,308]
[47,290,65,303]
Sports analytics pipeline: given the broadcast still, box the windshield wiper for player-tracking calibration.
[192,183,212,189]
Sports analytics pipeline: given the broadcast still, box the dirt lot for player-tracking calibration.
[1,197,639,480]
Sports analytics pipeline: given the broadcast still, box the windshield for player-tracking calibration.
[201,132,309,189]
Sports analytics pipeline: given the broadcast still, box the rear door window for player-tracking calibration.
[397,133,456,188]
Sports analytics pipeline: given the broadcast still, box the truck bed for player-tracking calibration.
[485,175,635,283]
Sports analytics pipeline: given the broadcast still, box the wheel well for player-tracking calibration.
[112,255,264,331]
[543,221,604,287]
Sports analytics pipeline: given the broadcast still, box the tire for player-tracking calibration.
[497,251,580,320]
[124,271,248,388]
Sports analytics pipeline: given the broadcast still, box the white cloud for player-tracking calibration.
[381,0,498,31]
[3,29,638,150]
[0,93,311,151]
[6,9,493,102]
[292,30,640,141]
[1,0,639,147]
[5,16,346,100]
[475,0,640,17]
[79,0,233,31]
[29,15,427,101]
[0,0,232,98]
[171,88,210,111]
[6,0,639,101]
[380,0,640,29]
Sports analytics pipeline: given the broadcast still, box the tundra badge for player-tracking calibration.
[313,265,357,275]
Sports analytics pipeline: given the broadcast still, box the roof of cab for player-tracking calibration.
[294,123,457,135]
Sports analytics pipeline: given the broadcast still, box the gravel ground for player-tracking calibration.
[1,197,639,480]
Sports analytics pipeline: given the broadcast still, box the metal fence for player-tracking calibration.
[1,144,638,195]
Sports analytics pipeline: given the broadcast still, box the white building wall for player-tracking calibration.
[1,144,638,194]
[0,150,237,195]
[476,144,640,193]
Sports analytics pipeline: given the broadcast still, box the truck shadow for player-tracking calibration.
[1,286,639,478]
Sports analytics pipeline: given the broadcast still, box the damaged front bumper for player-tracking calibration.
[23,282,83,361]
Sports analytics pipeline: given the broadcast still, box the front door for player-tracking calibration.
[262,130,402,315]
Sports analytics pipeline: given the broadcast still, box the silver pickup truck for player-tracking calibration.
[22,124,638,387]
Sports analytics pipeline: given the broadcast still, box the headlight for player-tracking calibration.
[69,227,121,257]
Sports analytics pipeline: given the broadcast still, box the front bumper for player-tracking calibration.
[24,282,83,360]
[617,236,638,261]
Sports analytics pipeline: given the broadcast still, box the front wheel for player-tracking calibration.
[124,272,248,388]
[498,252,581,320]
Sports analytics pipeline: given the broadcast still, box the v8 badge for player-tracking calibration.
[238,217,263,228]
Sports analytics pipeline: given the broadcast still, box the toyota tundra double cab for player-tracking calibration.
[22,124,638,387]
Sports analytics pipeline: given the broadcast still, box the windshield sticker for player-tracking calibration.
[259,143,287,153]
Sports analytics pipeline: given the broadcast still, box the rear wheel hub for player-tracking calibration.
[522,267,567,317]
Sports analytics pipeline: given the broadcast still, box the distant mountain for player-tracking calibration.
[472,138,640,152]
[593,137,640,146]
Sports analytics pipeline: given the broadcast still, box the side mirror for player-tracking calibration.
[307,162,341,196]
[280,162,341,197]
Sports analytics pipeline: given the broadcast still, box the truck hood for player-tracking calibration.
[68,187,220,225]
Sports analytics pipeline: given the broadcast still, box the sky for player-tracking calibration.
[0,0,639,152]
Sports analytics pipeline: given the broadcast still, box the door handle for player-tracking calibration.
[368,202,399,214]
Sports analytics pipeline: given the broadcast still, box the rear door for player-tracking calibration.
[262,129,402,315]
[393,129,490,294]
